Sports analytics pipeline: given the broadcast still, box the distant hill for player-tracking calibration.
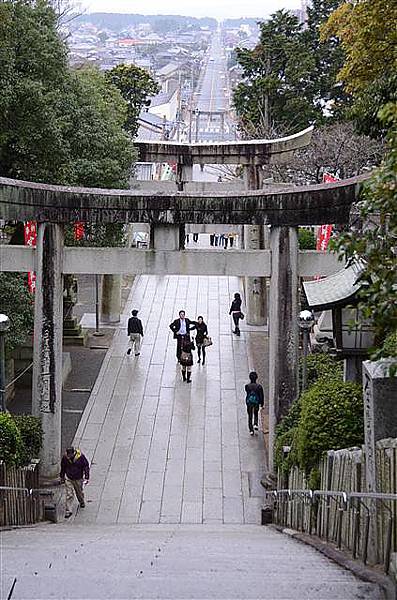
[223,18,262,27]
[76,13,217,32]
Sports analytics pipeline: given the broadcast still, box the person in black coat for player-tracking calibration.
[245,371,264,435]
[127,309,144,356]
[179,335,195,382]
[229,292,242,336]
[169,310,195,360]
[194,316,208,365]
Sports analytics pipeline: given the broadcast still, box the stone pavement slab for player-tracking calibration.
[0,523,382,599]
[73,275,268,525]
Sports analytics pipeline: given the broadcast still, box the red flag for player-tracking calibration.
[322,172,338,184]
[24,222,37,293]
[316,224,333,251]
[316,172,339,251]
[74,222,85,241]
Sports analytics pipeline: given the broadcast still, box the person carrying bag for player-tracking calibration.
[180,335,194,383]
[194,316,211,365]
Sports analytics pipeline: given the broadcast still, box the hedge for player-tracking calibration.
[296,378,363,473]
[12,415,43,466]
[298,352,343,391]
[275,352,361,476]
[0,413,43,467]
[0,412,25,466]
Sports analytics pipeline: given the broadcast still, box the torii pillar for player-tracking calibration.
[243,165,267,326]
[268,226,299,471]
[32,222,64,480]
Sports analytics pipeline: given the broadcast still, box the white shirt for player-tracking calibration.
[177,319,187,335]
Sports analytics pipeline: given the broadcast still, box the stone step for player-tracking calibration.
[1,523,382,599]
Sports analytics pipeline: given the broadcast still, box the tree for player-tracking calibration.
[321,0,397,137]
[105,64,160,137]
[233,10,321,137]
[304,0,350,119]
[0,273,34,355]
[0,2,134,188]
[0,0,71,182]
[64,67,135,188]
[331,104,397,358]
[271,122,383,184]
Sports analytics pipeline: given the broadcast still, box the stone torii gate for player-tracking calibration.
[0,174,365,478]
[137,127,315,326]
[0,130,366,479]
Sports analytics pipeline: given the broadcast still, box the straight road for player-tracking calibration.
[193,29,235,143]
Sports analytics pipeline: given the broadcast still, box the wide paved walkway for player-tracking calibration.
[74,275,268,525]
[1,523,381,599]
[1,275,381,599]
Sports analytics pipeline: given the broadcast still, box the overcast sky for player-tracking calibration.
[83,0,301,20]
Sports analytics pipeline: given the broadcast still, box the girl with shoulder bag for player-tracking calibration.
[179,335,194,383]
[194,316,209,365]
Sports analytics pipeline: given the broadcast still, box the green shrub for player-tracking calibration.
[0,412,24,466]
[12,415,43,465]
[0,273,34,355]
[298,228,316,250]
[380,330,397,358]
[299,352,343,391]
[274,427,299,474]
[275,353,348,476]
[296,378,364,473]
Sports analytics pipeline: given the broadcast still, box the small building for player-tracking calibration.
[303,260,374,381]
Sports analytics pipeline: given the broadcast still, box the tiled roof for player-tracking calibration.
[303,260,365,310]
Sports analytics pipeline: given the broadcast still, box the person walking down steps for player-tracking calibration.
[229,292,243,336]
[60,447,90,518]
[194,316,208,365]
[127,309,144,356]
[179,334,195,383]
[245,371,264,436]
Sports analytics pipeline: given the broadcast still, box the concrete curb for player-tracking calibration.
[269,524,396,600]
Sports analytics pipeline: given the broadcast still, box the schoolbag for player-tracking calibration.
[246,389,260,406]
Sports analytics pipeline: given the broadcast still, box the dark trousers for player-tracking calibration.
[193,233,199,242]
[176,336,183,359]
[210,234,215,246]
[232,313,240,332]
[197,344,206,363]
[247,404,259,432]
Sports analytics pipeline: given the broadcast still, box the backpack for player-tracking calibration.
[246,389,260,406]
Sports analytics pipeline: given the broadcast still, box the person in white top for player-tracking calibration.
[169,310,194,361]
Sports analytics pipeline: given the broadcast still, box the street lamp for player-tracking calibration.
[298,310,315,393]
[0,313,10,412]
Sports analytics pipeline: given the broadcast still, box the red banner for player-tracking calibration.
[24,221,37,293]
[316,224,333,251]
[74,222,85,241]
[323,172,338,184]
[316,172,338,251]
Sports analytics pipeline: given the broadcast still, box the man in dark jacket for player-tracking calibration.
[60,447,90,518]
[245,371,264,436]
[169,310,195,361]
[127,309,144,356]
